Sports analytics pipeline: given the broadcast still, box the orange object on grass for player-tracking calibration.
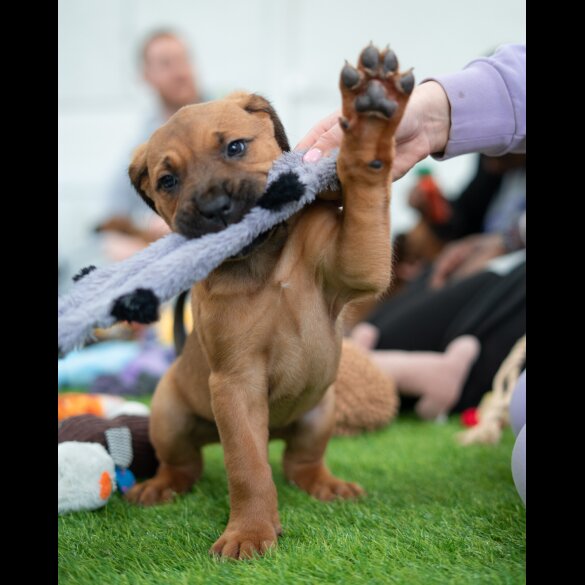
[58,393,106,422]
[99,471,113,500]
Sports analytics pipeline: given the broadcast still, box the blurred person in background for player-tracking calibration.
[97,29,205,260]
[395,152,526,287]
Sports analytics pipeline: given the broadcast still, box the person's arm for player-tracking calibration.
[296,44,526,180]
[295,80,449,180]
[428,43,526,159]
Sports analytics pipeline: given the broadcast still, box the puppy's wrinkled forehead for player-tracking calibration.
[146,93,289,168]
[152,103,262,153]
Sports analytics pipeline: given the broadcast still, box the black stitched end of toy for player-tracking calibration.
[257,172,304,211]
[72,265,96,282]
[111,288,160,324]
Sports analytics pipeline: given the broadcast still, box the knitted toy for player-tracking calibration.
[457,335,526,445]
[58,395,152,514]
[58,151,339,355]
[58,414,159,478]
[58,415,158,514]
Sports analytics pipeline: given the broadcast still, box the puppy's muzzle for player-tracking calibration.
[174,179,264,239]
[196,194,234,226]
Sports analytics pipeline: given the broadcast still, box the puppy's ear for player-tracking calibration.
[128,143,158,215]
[234,93,290,153]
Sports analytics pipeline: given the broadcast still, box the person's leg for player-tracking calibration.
[449,308,525,411]
[364,335,481,419]
[446,264,526,412]
[360,263,525,413]
[367,270,499,352]
[353,271,497,412]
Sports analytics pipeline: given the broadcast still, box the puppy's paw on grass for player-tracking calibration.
[210,520,280,560]
[124,479,177,506]
[307,476,365,501]
[287,465,365,501]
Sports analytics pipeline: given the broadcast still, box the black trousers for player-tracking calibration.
[366,262,526,412]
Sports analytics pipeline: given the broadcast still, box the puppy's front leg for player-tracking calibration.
[209,364,280,560]
[327,44,413,299]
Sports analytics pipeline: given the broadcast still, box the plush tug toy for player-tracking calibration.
[58,151,339,354]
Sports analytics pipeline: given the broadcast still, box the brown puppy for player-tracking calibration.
[125,44,413,559]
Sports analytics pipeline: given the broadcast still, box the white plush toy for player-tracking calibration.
[58,442,116,514]
[58,422,138,514]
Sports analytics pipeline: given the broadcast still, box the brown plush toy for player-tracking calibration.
[58,414,159,478]
[333,338,399,436]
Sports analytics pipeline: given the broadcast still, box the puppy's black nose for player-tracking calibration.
[197,195,232,222]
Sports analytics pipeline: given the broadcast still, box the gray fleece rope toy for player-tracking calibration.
[58,150,340,355]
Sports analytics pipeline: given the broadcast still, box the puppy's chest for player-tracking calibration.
[265,283,343,414]
[196,267,342,422]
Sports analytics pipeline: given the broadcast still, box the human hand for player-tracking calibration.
[295,81,451,181]
[430,233,507,289]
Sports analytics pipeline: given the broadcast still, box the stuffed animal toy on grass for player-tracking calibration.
[58,442,117,514]
[58,397,154,514]
[58,415,157,514]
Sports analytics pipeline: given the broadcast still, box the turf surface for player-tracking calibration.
[58,416,525,584]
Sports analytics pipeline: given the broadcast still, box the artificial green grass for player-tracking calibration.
[58,417,525,585]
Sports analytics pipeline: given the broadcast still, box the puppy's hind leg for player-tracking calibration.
[282,386,364,501]
[125,367,208,506]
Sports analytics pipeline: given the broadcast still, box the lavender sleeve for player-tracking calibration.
[427,44,526,159]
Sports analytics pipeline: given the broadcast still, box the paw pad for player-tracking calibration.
[341,43,414,120]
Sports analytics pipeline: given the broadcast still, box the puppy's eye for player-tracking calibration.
[157,174,178,191]
[226,140,247,158]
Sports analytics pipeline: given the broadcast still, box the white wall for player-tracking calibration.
[58,0,526,282]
